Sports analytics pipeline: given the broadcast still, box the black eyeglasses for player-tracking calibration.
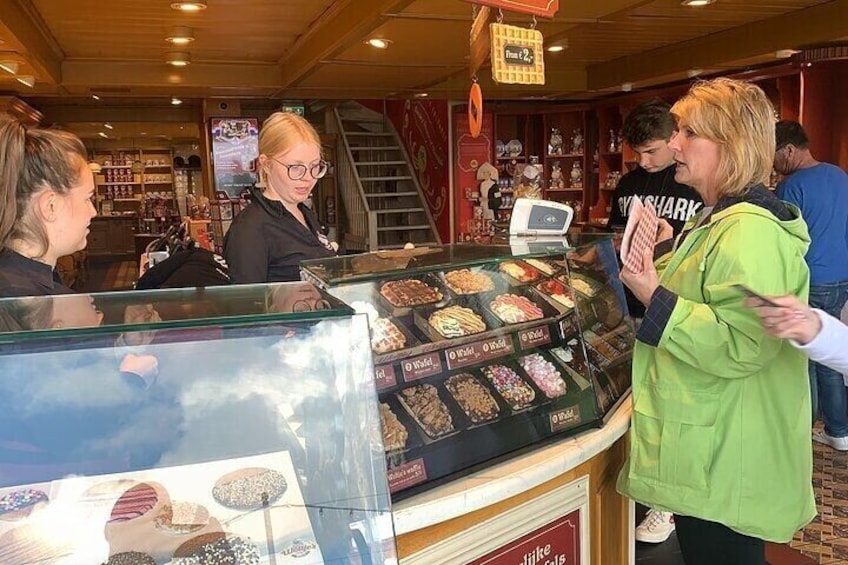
[270,157,329,180]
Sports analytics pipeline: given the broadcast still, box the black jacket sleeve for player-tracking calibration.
[223,222,269,284]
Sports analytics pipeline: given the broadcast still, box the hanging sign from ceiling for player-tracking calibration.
[490,22,545,85]
[461,0,559,19]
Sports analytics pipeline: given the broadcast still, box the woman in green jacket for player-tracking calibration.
[618,78,816,565]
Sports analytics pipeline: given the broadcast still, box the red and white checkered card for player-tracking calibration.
[621,197,658,274]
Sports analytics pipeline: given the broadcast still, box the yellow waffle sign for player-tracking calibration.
[490,22,545,85]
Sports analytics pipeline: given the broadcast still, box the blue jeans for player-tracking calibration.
[809,281,848,437]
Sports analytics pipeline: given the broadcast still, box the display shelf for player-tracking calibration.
[302,236,632,500]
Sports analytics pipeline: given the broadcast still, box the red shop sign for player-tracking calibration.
[461,0,559,19]
[467,508,581,565]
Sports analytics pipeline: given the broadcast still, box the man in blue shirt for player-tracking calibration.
[775,120,848,450]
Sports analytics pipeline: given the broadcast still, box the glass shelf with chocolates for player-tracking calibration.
[301,235,634,500]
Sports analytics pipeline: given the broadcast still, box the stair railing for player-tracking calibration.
[332,105,377,252]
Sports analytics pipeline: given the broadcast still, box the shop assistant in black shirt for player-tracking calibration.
[224,187,336,283]
[608,165,703,234]
[0,249,75,298]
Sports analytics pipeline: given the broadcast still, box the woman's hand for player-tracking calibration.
[620,244,659,307]
[745,294,822,345]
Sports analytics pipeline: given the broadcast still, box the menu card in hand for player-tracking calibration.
[620,196,659,274]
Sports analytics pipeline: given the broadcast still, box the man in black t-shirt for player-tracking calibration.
[608,99,703,235]
[609,99,702,546]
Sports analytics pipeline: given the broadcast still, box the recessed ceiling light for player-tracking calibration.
[16,75,34,88]
[166,26,195,45]
[621,82,633,92]
[104,123,113,130]
[0,61,19,74]
[171,97,183,105]
[140,132,147,136]
[414,92,429,98]
[165,52,191,66]
[365,38,392,49]
[98,132,108,139]
[170,1,207,11]
[547,45,566,53]
[91,94,101,100]
[681,0,715,5]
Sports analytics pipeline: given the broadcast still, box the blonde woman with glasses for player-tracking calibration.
[224,112,336,283]
[617,78,815,564]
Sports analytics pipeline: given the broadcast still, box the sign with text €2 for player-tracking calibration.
[461,0,559,18]
[466,508,581,565]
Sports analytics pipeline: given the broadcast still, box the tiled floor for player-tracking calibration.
[635,436,846,565]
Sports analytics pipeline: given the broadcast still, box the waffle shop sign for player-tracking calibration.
[467,509,580,565]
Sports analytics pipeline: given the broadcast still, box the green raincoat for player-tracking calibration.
[617,190,817,542]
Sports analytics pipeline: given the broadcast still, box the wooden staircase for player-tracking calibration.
[333,102,441,251]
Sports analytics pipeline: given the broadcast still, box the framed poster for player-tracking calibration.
[210,117,259,198]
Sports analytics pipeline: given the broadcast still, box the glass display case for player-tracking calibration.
[301,235,633,500]
[0,283,396,565]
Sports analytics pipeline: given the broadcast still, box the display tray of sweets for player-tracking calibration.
[378,274,449,316]
[369,316,418,356]
[534,278,576,311]
[560,271,603,298]
[414,303,490,342]
[379,396,425,455]
[522,257,560,276]
[498,260,543,285]
[395,383,460,441]
[517,352,568,399]
[444,372,502,425]
[440,268,500,296]
[481,286,560,326]
[479,361,542,412]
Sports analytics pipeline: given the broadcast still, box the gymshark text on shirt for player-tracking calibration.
[617,194,702,222]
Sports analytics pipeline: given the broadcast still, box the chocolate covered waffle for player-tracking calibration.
[398,384,454,439]
[489,294,544,324]
[519,354,567,398]
[371,317,407,354]
[380,402,409,451]
[444,269,495,294]
[445,373,500,424]
[380,279,443,307]
[428,306,486,338]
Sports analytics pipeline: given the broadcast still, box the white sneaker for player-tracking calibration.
[813,429,848,451]
[635,510,675,543]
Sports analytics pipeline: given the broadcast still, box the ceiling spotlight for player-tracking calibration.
[104,123,113,130]
[166,26,195,45]
[16,75,34,88]
[98,132,108,139]
[365,38,392,49]
[413,92,429,98]
[170,1,207,11]
[621,82,633,92]
[165,52,191,66]
[0,61,19,74]
[681,0,715,5]
[547,45,566,53]
[91,94,101,100]
[171,97,183,105]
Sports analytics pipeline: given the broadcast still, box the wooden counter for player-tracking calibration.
[394,397,632,565]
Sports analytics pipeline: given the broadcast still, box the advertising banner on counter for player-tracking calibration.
[467,508,581,565]
[210,117,259,198]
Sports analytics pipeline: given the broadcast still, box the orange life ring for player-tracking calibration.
[468,82,483,138]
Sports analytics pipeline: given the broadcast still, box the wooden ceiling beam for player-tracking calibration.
[33,105,200,125]
[276,0,417,93]
[62,60,281,91]
[587,0,848,91]
[0,0,63,84]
